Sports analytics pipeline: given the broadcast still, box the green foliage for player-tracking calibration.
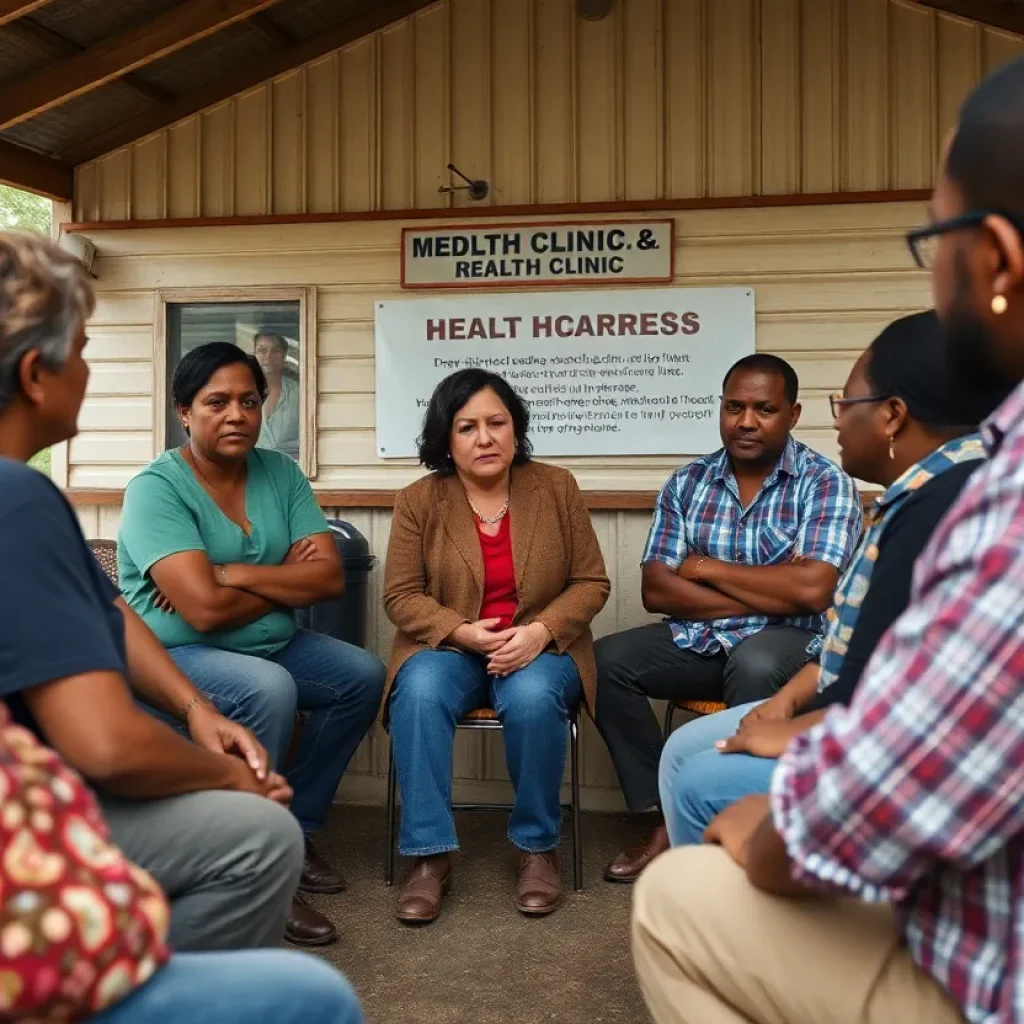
[0,185,51,236]
[28,449,52,476]
[1,188,53,476]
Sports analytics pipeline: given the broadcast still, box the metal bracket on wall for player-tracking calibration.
[577,0,614,21]
[438,163,489,201]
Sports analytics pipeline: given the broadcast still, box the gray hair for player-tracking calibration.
[0,231,95,414]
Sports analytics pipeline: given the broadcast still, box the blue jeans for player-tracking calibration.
[658,700,778,846]
[92,950,362,1023]
[171,629,385,832]
[389,649,582,856]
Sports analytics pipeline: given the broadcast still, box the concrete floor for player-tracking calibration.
[304,805,654,1024]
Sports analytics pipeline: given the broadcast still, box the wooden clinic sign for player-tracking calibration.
[401,219,674,289]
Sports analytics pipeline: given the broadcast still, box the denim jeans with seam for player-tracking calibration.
[169,628,385,833]
[658,700,778,846]
[91,949,363,1024]
[389,648,581,857]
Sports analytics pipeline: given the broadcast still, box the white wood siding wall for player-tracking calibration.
[75,0,1024,222]
[72,200,931,492]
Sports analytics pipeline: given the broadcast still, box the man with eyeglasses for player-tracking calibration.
[594,353,862,885]
[631,54,1024,1024]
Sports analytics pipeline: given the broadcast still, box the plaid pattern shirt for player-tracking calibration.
[772,379,1024,1024]
[642,437,861,654]
[814,433,985,692]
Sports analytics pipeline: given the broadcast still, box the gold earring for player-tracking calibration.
[992,294,1009,315]
[889,435,896,460]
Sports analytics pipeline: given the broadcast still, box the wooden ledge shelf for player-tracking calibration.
[60,189,931,235]
[67,487,659,510]
[65,488,880,512]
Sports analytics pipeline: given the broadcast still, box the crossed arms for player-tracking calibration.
[641,554,838,622]
[147,533,343,633]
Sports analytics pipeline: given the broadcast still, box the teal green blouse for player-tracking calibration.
[118,448,329,656]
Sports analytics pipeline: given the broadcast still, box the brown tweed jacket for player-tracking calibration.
[382,461,610,713]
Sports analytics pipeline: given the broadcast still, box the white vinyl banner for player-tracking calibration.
[374,286,755,458]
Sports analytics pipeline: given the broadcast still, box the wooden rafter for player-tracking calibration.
[0,0,289,132]
[248,11,292,48]
[0,0,52,29]
[908,1,1024,35]
[65,0,438,165]
[2,18,175,106]
[0,137,72,199]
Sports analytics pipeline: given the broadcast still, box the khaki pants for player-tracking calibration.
[631,845,965,1024]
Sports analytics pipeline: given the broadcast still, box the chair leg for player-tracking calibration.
[662,701,677,743]
[570,712,582,892]
[385,735,397,886]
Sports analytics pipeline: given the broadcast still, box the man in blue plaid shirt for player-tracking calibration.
[596,354,862,883]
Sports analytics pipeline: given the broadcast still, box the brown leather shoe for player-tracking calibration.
[300,837,346,894]
[396,854,451,925]
[604,821,670,883]
[516,851,563,916]
[284,894,337,947]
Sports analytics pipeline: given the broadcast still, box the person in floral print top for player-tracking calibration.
[0,697,362,1022]
[0,699,169,1017]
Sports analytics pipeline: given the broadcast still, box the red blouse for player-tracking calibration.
[477,514,518,629]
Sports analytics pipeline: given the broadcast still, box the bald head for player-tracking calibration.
[947,55,1024,220]
[931,54,1024,392]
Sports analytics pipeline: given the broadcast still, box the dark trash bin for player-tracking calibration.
[296,519,376,649]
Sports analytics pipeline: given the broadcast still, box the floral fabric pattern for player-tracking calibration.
[0,702,169,1021]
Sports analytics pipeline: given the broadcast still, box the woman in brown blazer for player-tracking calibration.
[383,369,609,924]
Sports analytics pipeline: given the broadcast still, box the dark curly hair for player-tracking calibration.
[417,368,532,474]
[172,341,268,414]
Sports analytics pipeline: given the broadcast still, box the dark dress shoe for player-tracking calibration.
[604,821,670,883]
[300,837,346,894]
[516,851,563,915]
[284,894,337,947]
[396,854,451,925]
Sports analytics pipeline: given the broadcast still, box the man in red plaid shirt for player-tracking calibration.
[631,55,1024,1024]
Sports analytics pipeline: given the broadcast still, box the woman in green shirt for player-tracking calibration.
[118,342,386,948]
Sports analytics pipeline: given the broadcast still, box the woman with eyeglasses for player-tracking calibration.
[656,309,1009,847]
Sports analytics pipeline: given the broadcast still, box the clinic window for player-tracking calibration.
[158,289,315,476]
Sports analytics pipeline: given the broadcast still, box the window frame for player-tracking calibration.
[153,286,318,478]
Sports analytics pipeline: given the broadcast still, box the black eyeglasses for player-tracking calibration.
[906,210,1024,270]
[829,393,889,419]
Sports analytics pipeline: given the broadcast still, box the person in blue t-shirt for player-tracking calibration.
[0,231,359,1000]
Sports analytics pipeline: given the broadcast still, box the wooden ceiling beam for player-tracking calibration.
[64,0,438,166]
[248,11,292,49]
[0,137,72,199]
[0,1,52,29]
[909,1,1024,36]
[0,0,289,132]
[2,18,175,106]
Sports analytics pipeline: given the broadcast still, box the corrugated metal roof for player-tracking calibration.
[0,32,51,90]
[0,0,436,177]
[33,0,184,50]
[141,22,275,95]
[3,83,150,158]
[272,0,369,38]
